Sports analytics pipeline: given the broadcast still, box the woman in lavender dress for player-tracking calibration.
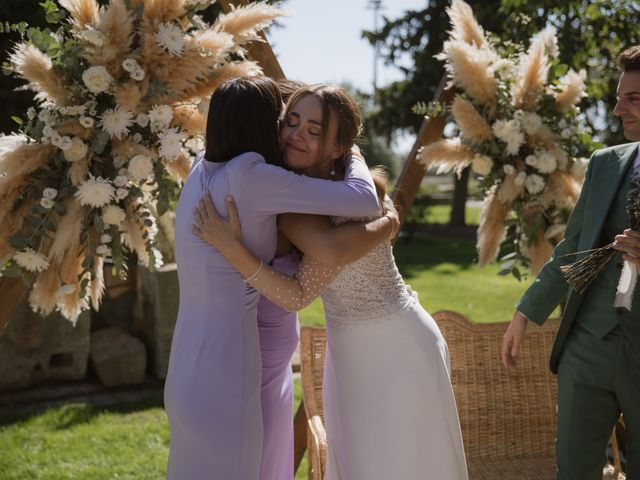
[164,77,383,479]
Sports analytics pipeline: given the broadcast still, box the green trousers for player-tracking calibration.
[557,322,640,480]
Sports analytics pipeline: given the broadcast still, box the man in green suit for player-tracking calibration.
[502,45,640,480]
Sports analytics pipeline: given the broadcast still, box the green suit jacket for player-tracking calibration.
[517,141,639,373]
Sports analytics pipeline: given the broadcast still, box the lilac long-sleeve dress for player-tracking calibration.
[164,151,378,480]
[257,252,300,480]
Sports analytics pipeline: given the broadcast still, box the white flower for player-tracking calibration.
[27,107,36,120]
[100,234,113,243]
[526,150,557,174]
[521,112,544,135]
[100,107,134,140]
[492,58,516,78]
[136,113,150,128]
[116,188,129,200]
[82,27,105,46]
[114,175,129,188]
[82,66,113,94]
[75,175,115,207]
[514,171,527,187]
[96,244,112,256]
[524,174,546,194]
[56,284,76,297]
[471,154,493,176]
[38,107,57,125]
[185,136,205,153]
[62,105,86,116]
[132,133,143,143]
[561,128,572,139]
[42,125,55,137]
[85,99,98,116]
[148,105,172,132]
[63,137,88,162]
[51,132,62,147]
[131,68,145,81]
[158,128,186,161]
[492,119,524,155]
[503,164,516,175]
[13,248,49,272]
[156,22,185,57]
[102,204,126,226]
[58,136,73,151]
[43,187,58,200]
[113,155,128,168]
[79,116,94,128]
[122,58,139,72]
[40,198,55,209]
[558,119,568,129]
[128,154,154,181]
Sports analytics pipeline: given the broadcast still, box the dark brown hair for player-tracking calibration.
[617,46,640,72]
[283,84,362,167]
[205,76,283,166]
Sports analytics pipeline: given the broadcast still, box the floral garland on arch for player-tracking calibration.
[0,0,287,323]
[416,0,599,277]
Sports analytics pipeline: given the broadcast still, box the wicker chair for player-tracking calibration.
[300,313,624,479]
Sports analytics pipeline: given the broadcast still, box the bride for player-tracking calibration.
[193,84,468,480]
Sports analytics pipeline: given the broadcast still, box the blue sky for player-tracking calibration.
[267,0,425,94]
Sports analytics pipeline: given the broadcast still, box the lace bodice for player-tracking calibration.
[321,216,416,324]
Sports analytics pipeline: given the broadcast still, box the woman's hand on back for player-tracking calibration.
[192,192,242,256]
[382,195,400,239]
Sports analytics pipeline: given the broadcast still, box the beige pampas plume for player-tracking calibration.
[477,192,508,266]
[514,36,549,110]
[555,69,587,112]
[542,171,580,209]
[165,153,193,182]
[56,244,87,325]
[0,204,29,264]
[194,30,236,64]
[172,104,206,136]
[82,0,134,69]
[9,44,68,105]
[69,154,91,186]
[143,0,187,22]
[439,40,497,114]
[447,0,487,48]
[123,214,151,267]
[114,82,142,111]
[57,119,92,141]
[0,137,55,189]
[49,198,84,264]
[417,138,474,175]
[90,255,105,310]
[214,3,290,46]
[59,0,99,29]
[496,171,523,204]
[160,43,218,101]
[29,265,62,316]
[450,95,493,141]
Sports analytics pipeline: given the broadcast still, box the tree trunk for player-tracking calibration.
[450,167,470,227]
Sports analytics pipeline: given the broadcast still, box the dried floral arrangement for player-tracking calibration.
[0,0,286,323]
[416,0,598,277]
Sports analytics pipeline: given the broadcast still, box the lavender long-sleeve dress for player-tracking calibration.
[164,151,378,480]
[257,252,300,480]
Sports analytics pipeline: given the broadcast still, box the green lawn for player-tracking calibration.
[0,235,533,480]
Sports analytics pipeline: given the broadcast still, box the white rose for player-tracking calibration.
[561,128,572,139]
[524,174,546,195]
[100,234,112,243]
[63,137,88,162]
[42,125,55,137]
[116,188,129,200]
[132,133,143,143]
[114,175,129,188]
[51,132,62,147]
[58,136,73,151]
[102,204,126,226]
[521,112,543,135]
[128,154,154,181]
[471,154,493,176]
[43,187,58,199]
[40,198,55,209]
[503,164,516,175]
[82,66,113,94]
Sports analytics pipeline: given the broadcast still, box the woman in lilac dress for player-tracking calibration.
[164,77,385,479]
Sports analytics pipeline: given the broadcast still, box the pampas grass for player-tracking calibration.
[528,230,554,274]
[555,69,587,112]
[171,104,206,136]
[514,37,549,110]
[114,82,143,111]
[59,0,99,30]
[496,171,523,204]
[194,30,236,63]
[90,255,105,310]
[48,199,84,264]
[29,265,62,316]
[0,139,55,190]
[165,152,192,182]
[123,215,150,266]
[447,0,487,48]
[185,60,262,102]
[143,0,187,22]
[477,192,508,266]
[450,95,493,141]
[417,138,474,175]
[9,44,68,105]
[214,2,288,45]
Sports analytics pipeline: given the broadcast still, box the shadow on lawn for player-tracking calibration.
[0,389,164,429]
[394,236,478,280]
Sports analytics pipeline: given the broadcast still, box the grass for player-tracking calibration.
[0,234,535,480]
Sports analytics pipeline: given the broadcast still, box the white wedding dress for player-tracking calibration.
[319,219,468,480]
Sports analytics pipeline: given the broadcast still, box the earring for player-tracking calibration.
[330,166,336,177]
